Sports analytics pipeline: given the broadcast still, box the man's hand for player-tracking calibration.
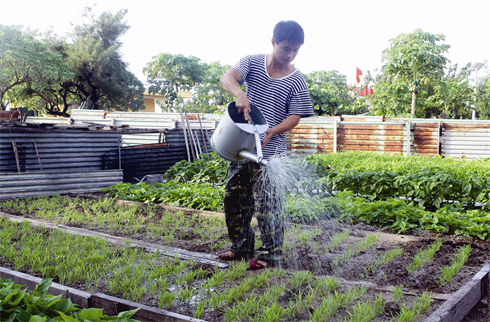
[236,92,251,122]
[262,128,274,148]
[261,115,301,148]
[220,68,251,121]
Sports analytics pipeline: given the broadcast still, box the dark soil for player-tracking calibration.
[1,192,490,321]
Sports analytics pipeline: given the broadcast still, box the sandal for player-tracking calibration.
[247,258,268,271]
[217,252,242,261]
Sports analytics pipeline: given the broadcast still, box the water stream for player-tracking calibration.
[252,154,347,270]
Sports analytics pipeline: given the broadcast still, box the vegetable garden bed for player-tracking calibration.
[2,151,490,321]
[1,193,489,322]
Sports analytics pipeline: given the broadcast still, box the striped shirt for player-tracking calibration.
[233,54,314,159]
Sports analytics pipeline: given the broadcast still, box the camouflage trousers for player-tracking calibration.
[223,161,284,264]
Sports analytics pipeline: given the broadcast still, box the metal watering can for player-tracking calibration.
[211,101,269,166]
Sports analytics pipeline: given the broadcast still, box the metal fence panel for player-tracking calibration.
[0,170,123,199]
[19,111,490,160]
[441,123,490,159]
[0,128,121,173]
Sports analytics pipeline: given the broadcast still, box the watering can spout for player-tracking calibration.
[238,150,269,167]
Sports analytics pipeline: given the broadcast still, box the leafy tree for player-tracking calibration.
[143,53,206,112]
[0,25,73,112]
[1,8,145,115]
[378,29,450,116]
[475,73,490,119]
[184,61,236,114]
[304,70,366,116]
[64,8,145,111]
[430,63,474,119]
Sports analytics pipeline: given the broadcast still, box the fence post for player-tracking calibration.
[333,120,338,153]
[437,122,441,155]
[405,121,411,155]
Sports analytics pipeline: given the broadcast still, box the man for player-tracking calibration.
[218,20,314,270]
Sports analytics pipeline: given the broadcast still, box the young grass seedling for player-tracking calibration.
[392,285,404,305]
[405,240,443,274]
[437,244,471,287]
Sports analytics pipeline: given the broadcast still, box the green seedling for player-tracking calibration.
[392,285,404,305]
[326,230,349,252]
[437,244,471,287]
[331,233,379,269]
[405,240,443,274]
[289,271,314,289]
[314,276,341,296]
[158,291,176,309]
[364,247,403,274]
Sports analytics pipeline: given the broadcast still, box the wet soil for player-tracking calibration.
[1,193,490,321]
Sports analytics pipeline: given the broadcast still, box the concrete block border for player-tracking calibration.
[0,266,207,322]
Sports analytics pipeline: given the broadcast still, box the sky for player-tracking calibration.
[1,0,489,85]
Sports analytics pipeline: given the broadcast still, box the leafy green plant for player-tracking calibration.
[0,277,140,322]
[164,152,228,185]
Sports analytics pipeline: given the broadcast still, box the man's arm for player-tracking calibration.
[262,115,301,148]
[220,68,251,121]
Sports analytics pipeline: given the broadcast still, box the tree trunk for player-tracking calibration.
[411,89,417,115]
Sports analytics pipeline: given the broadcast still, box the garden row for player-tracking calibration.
[102,151,490,241]
[0,212,458,322]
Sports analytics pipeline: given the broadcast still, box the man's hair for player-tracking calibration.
[273,20,304,45]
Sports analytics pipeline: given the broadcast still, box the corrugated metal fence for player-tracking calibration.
[289,117,490,159]
[21,109,490,160]
[1,109,216,198]
[0,126,123,199]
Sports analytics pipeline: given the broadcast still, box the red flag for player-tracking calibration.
[356,67,362,83]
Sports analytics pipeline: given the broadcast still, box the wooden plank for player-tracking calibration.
[424,262,490,322]
[90,293,208,322]
[0,266,91,309]
[11,141,20,172]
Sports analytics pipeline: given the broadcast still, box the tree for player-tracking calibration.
[0,25,74,111]
[475,73,490,120]
[304,70,365,116]
[380,29,450,116]
[64,8,145,111]
[431,63,474,119]
[1,8,145,115]
[184,61,236,114]
[143,53,206,112]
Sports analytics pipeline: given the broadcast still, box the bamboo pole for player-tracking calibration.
[197,115,208,153]
[11,141,20,173]
[179,110,191,162]
[185,112,199,159]
[33,142,43,171]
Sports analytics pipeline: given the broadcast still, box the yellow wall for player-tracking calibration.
[142,90,192,113]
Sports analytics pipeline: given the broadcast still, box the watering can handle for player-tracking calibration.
[252,124,264,162]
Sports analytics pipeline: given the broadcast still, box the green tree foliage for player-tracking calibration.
[183,61,236,114]
[373,29,450,116]
[304,70,368,116]
[431,63,474,119]
[65,8,145,111]
[475,74,490,119]
[0,25,74,112]
[144,53,206,112]
[1,8,145,115]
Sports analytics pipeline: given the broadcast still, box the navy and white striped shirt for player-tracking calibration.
[233,54,314,159]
